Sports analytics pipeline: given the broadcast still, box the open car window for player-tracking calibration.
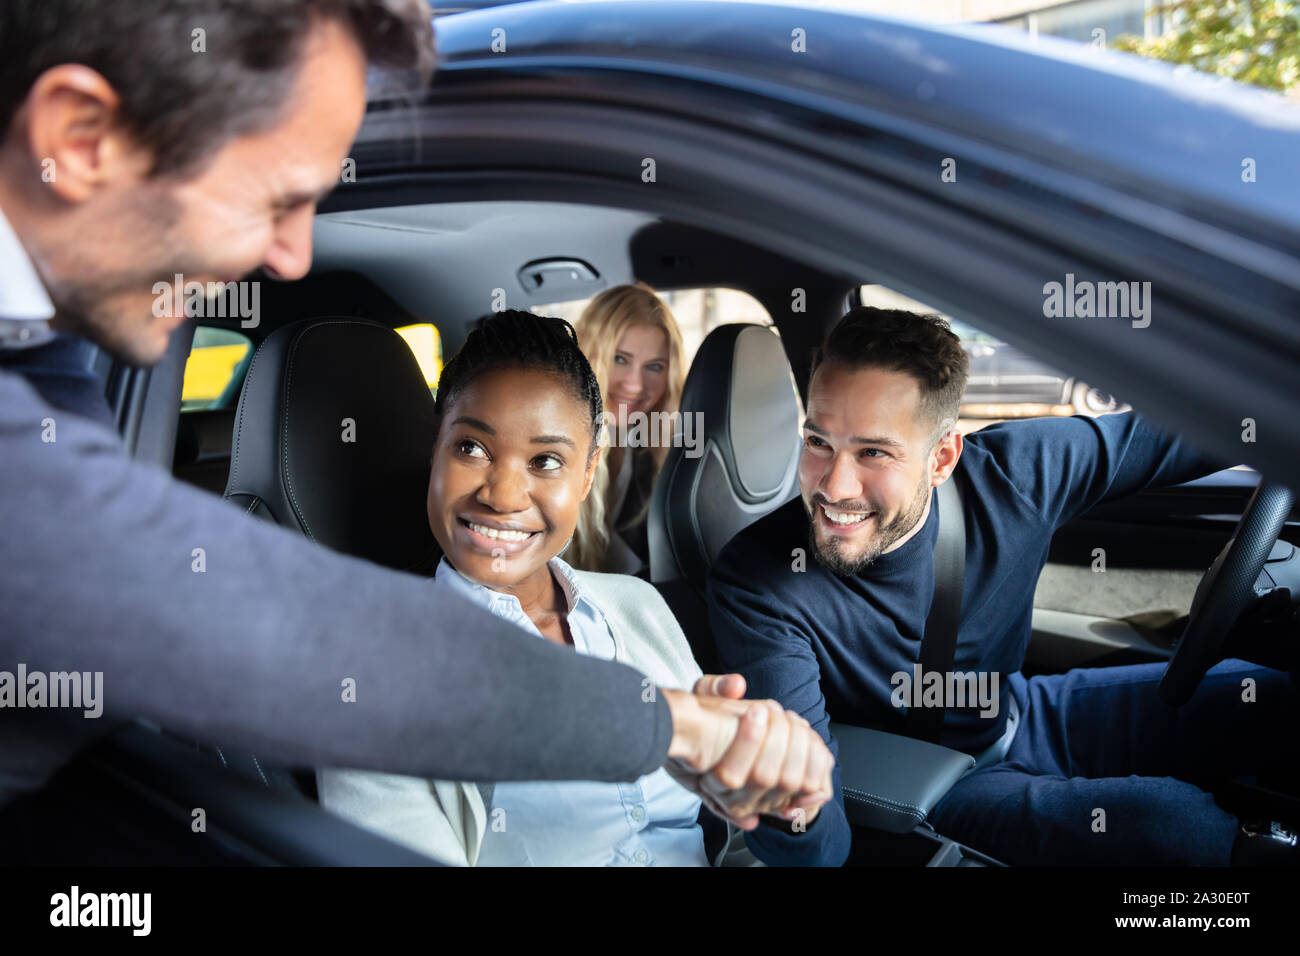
[395,322,444,396]
[181,327,252,413]
[860,284,1127,426]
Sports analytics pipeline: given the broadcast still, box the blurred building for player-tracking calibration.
[801,0,1173,42]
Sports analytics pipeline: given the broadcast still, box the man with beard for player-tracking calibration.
[708,307,1300,866]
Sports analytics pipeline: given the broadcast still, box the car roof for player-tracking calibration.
[427,0,1300,243]
[325,0,1300,480]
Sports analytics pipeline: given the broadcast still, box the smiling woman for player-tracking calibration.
[568,284,687,575]
[316,310,764,866]
[424,310,605,616]
[429,362,599,629]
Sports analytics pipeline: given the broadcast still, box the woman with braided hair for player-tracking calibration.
[316,310,821,866]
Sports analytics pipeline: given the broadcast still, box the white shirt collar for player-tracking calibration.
[0,204,55,321]
[434,553,597,619]
[0,204,56,350]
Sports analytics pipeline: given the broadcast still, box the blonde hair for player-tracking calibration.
[567,283,686,572]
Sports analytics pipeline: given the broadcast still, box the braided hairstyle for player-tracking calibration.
[433,310,604,459]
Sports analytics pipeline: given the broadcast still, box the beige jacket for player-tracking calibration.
[318,570,758,866]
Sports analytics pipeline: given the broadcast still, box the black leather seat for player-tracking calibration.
[174,408,238,495]
[224,317,441,574]
[648,323,803,671]
[196,317,441,797]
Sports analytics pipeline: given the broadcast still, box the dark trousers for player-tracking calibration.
[928,659,1300,865]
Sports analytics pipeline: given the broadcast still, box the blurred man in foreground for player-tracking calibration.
[0,0,831,860]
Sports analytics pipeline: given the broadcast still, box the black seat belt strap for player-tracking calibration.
[906,471,966,745]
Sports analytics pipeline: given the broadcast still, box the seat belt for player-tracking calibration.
[905,471,966,745]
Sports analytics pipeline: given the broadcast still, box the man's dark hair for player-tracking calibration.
[0,0,433,176]
[435,310,605,461]
[810,307,970,441]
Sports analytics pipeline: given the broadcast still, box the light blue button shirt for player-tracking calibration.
[434,555,707,867]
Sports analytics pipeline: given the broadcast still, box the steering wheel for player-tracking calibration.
[1159,481,1294,706]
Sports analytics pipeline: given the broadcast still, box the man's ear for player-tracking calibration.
[17,65,151,203]
[931,428,963,485]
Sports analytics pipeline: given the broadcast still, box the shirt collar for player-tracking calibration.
[0,204,57,350]
[434,553,598,619]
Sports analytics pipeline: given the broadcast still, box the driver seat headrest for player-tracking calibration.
[649,322,803,592]
[223,317,440,574]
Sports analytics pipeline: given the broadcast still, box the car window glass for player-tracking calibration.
[181,327,252,413]
[859,284,1128,433]
[395,322,444,396]
[181,322,442,415]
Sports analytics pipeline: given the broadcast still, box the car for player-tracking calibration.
[10,0,1298,867]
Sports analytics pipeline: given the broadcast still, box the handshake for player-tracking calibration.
[662,674,834,832]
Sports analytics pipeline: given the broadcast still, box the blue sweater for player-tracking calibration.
[707,412,1226,866]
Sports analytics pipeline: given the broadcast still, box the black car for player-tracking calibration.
[18,0,1300,867]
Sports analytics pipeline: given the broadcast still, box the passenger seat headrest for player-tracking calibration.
[224,317,440,573]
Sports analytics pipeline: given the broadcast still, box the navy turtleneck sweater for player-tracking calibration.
[707,412,1226,866]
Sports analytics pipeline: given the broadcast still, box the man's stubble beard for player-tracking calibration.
[807,472,932,577]
[43,184,196,367]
